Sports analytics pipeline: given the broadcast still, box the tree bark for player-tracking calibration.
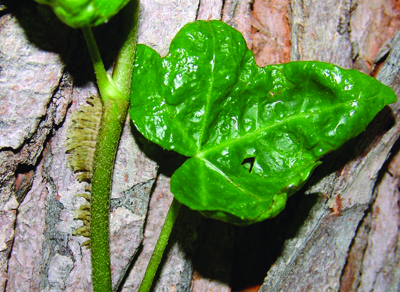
[0,0,399,291]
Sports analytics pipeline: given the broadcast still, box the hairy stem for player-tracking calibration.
[81,1,139,290]
[83,27,125,291]
[138,198,182,292]
[90,97,129,291]
[112,0,140,96]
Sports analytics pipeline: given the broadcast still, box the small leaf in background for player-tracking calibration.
[35,0,130,28]
[130,20,397,225]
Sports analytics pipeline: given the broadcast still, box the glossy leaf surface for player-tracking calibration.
[35,0,129,28]
[130,20,396,225]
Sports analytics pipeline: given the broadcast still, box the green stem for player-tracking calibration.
[82,28,129,292]
[83,2,179,291]
[138,198,182,292]
[90,96,129,292]
[81,26,117,100]
[112,0,140,96]
[81,2,139,290]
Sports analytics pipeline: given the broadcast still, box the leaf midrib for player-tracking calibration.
[196,98,367,157]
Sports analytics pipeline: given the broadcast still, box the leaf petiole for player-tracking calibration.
[138,197,182,292]
[81,26,120,101]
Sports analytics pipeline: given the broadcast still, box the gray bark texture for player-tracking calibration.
[0,0,399,291]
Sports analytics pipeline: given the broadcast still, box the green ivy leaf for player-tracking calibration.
[35,0,130,28]
[129,20,396,225]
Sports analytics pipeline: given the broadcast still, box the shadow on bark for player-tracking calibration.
[128,102,396,291]
[130,119,323,290]
[130,121,189,178]
[10,0,137,88]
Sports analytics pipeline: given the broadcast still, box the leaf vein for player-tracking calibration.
[198,99,366,156]
[202,158,263,201]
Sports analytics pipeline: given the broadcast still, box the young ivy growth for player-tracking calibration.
[34,1,397,292]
